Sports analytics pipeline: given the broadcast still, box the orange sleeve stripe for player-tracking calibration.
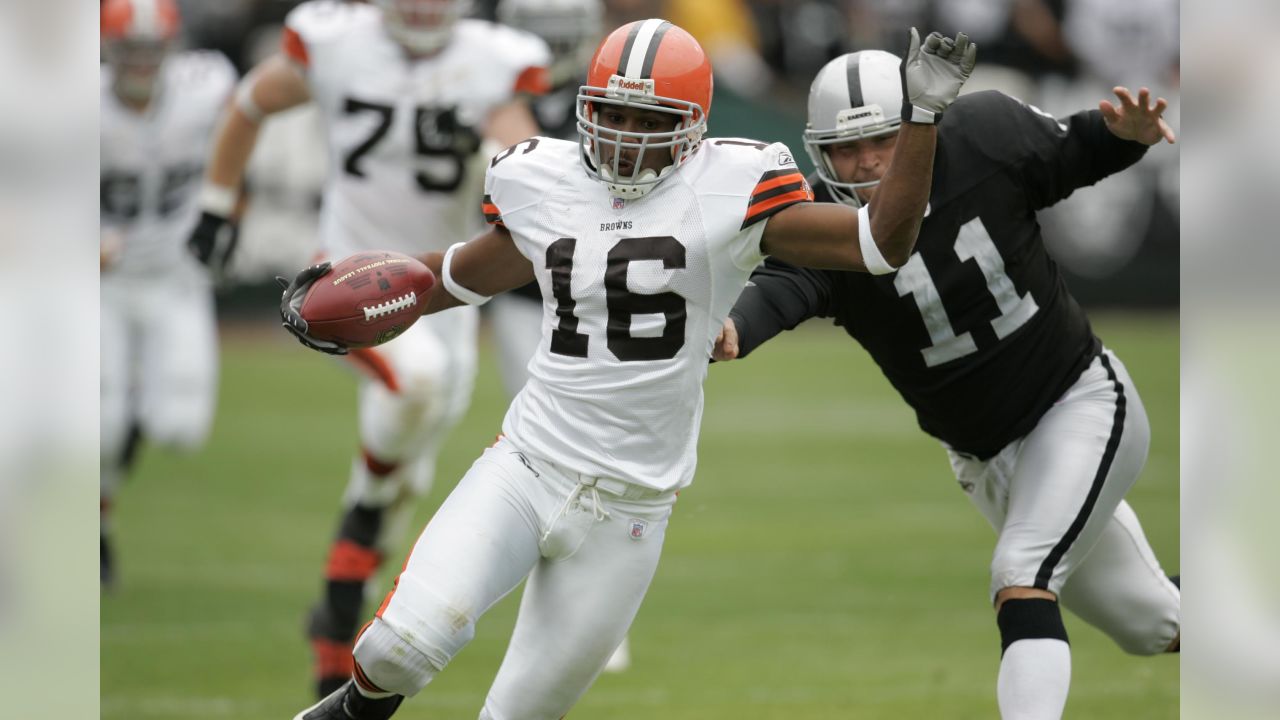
[743,190,812,225]
[482,203,500,215]
[752,172,807,196]
[514,65,551,95]
[281,26,309,67]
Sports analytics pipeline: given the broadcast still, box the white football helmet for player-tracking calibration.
[803,50,902,207]
[375,0,470,55]
[496,0,603,87]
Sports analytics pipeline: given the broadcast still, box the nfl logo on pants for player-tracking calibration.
[629,519,647,540]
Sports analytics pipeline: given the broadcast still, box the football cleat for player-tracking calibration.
[293,680,403,720]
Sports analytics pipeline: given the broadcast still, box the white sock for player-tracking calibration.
[997,638,1071,719]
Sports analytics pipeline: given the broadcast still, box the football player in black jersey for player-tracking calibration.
[715,50,1178,720]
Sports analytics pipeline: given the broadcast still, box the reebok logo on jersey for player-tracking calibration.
[601,220,633,232]
[778,152,794,166]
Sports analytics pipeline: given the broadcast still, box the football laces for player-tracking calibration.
[362,291,418,321]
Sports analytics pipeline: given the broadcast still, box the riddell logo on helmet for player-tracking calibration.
[607,75,656,97]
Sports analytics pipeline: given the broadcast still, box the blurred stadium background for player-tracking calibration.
[99,0,1179,717]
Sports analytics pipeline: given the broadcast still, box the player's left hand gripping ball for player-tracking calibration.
[278,251,436,354]
[900,28,978,124]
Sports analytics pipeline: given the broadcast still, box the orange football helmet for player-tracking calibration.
[576,19,713,198]
[101,0,182,102]
[101,0,181,43]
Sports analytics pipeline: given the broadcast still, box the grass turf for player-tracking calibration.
[101,312,1178,719]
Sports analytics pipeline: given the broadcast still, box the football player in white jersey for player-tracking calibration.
[194,0,552,698]
[281,20,976,720]
[100,0,237,587]
[491,0,634,675]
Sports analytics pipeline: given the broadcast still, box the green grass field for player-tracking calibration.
[101,312,1178,719]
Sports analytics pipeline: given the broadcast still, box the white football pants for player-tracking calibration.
[356,436,677,718]
[100,270,217,495]
[948,348,1179,654]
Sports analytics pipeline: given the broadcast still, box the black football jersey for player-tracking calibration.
[730,90,1150,458]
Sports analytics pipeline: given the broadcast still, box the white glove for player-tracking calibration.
[900,28,977,125]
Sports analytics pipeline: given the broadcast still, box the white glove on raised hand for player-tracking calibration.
[900,28,977,125]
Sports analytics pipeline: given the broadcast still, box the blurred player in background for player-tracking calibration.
[280,20,975,720]
[194,0,550,699]
[100,0,237,588]
[490,0,631,675]
[715,50,1180,720]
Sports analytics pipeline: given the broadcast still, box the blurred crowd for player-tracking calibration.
[157,0,1178,303]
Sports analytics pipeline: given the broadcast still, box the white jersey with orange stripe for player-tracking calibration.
[282,1,550,259]
[483,135,813,491]
[100,51,236,277]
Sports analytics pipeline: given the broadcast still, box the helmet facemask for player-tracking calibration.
[803,108,900,208]
[105,37,171,102]
[576,77,706,199]
[376,0,469,55]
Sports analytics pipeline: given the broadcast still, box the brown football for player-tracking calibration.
[299,251,435,348]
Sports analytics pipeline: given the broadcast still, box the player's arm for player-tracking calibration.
[715,260,834,361]
[189,53,311,268]
[993,87,1173,211]
[761,121,938,270]
[483,98,542,148]
[278,225,534,354]
[761,29,976,273]
[413,225,536,315]
[204,55,311,192]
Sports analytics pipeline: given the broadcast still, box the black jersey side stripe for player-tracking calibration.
[639,21,673,79]
[749,180,808,206]
[1034,352,1126,590]
[846,53,864,108]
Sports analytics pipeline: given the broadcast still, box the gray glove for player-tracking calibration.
[276,263,348,355]
[900,28,977,125]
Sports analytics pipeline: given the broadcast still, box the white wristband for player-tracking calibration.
[858,205,898,275]
[235,81,265,124]
[442,242,493,306]
[198,183,237,217]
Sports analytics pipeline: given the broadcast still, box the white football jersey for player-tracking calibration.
[283,1,550,257]
[100,51,236,276]
[485,137,814,491]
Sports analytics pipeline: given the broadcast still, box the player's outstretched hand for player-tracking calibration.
[713,318,740,362]
[900,27,977,125]
[187,211,239,272]
[1100,87,1176,145]
[277,262,348,355]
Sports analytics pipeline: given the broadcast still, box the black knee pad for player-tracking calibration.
[997,597,1069,655]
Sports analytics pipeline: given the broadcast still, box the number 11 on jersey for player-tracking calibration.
[894,218,1040,367]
